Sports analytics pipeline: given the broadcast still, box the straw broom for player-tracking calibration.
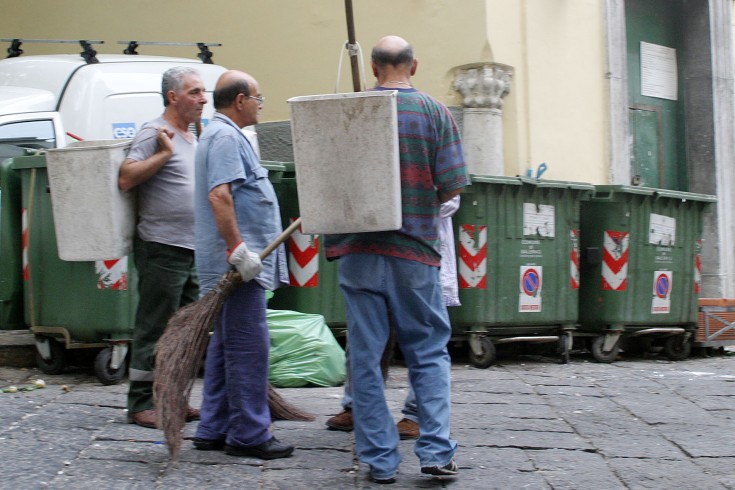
[154,218,314,461]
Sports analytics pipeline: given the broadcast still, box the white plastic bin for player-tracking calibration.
[287,91,401,234]
[45,139,134,261]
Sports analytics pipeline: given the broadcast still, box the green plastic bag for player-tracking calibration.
[267,309,346,388]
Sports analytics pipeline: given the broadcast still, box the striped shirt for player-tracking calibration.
[325,87,469,266]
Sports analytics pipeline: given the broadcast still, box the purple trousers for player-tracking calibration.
[194,280,272,447]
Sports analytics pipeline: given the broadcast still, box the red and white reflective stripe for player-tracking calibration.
[601,230,629,291]
[570,229,580,289]
[694,239,702,294]
[21,208,29,281]
[95,258,128,290]
[458,224,487,289]
[288,219,319,287]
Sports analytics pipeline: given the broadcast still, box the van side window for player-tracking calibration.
[0,120,56,161]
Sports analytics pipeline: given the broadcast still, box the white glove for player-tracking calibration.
[227,242,263,282]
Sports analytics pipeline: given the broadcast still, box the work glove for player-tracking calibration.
[227,241,263,282]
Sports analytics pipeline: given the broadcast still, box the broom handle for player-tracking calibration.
[259,217,302,260]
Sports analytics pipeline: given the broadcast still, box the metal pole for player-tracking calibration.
[344,0,361,92]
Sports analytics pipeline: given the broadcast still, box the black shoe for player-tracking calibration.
[370,475,396,484]
[192,437,225,451]
[224,437,294,460]
[421,460,458,476]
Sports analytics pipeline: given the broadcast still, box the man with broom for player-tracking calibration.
[190,70,294,460]
[119,66,205,429]
[324,35,469,484]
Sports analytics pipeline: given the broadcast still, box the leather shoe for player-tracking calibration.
[396,418,419,439]
[326,409,353,431]
[193,437,225,451]
[186,406,200,422]
[128,409,158,429]
[225,437,294,460]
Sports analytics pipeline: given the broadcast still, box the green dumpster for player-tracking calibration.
[577,185,716,362]
[266,162,347,338]
[449,176,594,367]
[0,157,24,330]
[11,153,138,383]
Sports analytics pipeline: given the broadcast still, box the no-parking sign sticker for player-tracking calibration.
[651,270,672,314]
[519,266,542,312]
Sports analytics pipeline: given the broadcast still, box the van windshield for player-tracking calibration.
[0,119,56,160]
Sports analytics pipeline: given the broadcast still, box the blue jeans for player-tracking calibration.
[338,254,456,479]
[342,359,418,423]
[195,280,272,447]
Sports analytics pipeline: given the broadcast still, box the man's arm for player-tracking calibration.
[208,182,242,250]
[210,181,263,282]
[438,187,463,204]
[118,128,174,192]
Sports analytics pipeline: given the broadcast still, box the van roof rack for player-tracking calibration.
[118,41,222,64]
[2,38,103,63]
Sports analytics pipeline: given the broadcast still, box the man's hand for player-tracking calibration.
[156,126,175,155]
[227,242,263,282]
[118,126,176,192]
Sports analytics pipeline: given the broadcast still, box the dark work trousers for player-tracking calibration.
[127,237,198,414]
[194,280,272,447]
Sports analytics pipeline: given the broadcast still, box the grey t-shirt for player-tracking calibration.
[127,116,196,250]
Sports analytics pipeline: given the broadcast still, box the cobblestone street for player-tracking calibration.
[1,347,734,489]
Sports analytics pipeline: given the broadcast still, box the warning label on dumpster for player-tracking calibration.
[519,266,542,312]
[96,257,128,290]
[288,219,319,287]
[459,224,487,289]
[602,230,629,290]
[651,270,672,314]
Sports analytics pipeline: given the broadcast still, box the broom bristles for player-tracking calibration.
[154,272,313,461]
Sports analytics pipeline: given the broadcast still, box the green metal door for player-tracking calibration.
[629,106,661,187]
[626,0,685,190]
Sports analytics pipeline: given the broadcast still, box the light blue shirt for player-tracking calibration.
[194,112,288,294]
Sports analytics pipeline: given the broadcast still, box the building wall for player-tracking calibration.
[486,0,608,183]
[0,0,611,182]
[0,1,484,118]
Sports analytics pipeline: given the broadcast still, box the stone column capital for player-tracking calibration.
[453,63,513,110]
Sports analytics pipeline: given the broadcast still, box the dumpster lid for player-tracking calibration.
[260,161,288,172]
[5,153,47,170]
[470,174,523,186]
[593,185,717,203]
[517,176,595,191]
[471,174,595,192]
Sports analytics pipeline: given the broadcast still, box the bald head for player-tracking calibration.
[213,70,255,109]
[371,35,414,68]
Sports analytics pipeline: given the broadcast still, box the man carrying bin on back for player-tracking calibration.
[118,66,205,429]
[324,35,470,484]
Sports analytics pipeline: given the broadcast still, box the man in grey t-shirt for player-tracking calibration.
[118,66,206,429]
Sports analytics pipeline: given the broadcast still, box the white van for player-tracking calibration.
[0,53,228,160]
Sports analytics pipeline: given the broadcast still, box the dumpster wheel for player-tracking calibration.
[94,347,128,386]
[591,335,620,363]
[468,336,496,369]
[34,337,66,375]
[558,332,573,364]
[663,335,692,361]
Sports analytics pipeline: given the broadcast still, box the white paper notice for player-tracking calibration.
[523,203,555,237]
[649,213,676,246]
[641,41,678,101]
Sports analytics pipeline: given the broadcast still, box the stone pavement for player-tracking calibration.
[1,348,735,489]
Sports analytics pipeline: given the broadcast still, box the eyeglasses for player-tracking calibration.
[246,95,265,106]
